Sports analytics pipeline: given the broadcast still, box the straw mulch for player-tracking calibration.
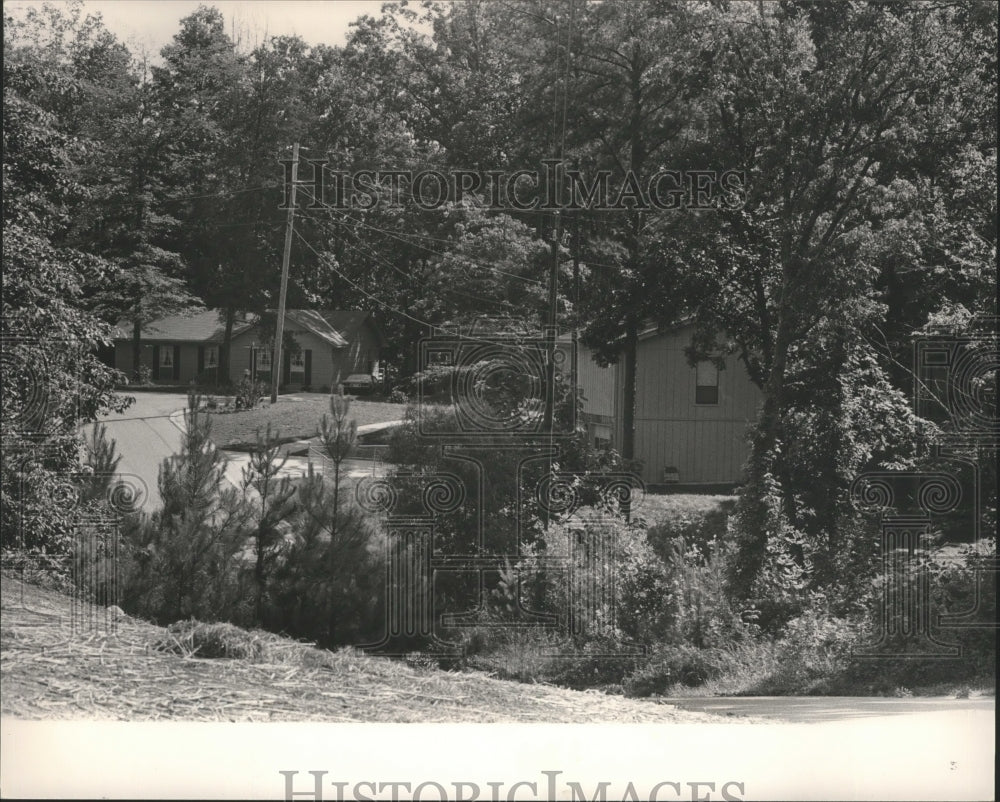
[1,575,719,723]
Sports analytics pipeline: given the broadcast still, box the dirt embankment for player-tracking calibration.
[1,575,722,724]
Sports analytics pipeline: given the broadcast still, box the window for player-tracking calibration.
[256,349,271,370]
[695,360,720,405]
[289,350,305,373]
[204,346,218,369]
[593,424,612,451]
[159,347,173,368]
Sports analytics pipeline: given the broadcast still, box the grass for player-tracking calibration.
[206,393,404,449]
[637,493,736,528]
[0,574,724,723]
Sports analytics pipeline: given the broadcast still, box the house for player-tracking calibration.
[111,309,385,391]
[562,321,763,489]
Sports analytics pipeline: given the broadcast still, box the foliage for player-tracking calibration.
[269,464,385,648]
[234,374,265,410]
[120,393,247,622]
[2,20,130,562]
[240,423,298,625]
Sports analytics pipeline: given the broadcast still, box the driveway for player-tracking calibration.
[89,392,189,512]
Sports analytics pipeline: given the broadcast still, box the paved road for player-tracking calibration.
[658,694,995,723]
[89,392,189,512]
[91,394,393,513]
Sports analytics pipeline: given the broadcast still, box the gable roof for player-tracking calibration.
[111,310,255,343]
[311,310,387,348]
[113,309,383,349]
[283,309,349,347]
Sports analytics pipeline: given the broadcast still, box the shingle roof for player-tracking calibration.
[316,311,386,347]
[283,310,348,347]
[111,310,256,343]
[113,309,381,348]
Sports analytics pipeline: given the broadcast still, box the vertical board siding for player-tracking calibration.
[572,326,763,485]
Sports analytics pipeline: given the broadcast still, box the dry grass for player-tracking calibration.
[207,395,403,449]
[1,575,722,723]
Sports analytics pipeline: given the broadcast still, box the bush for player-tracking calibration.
[624,644,726,696]
[268,465,385,648]
[840,538,996,691]
[644,496,737,561]
[388,388,408,404]
[234,375,265,410]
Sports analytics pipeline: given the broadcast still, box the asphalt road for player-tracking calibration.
[90,393,391,512]
[89,391,189,512]
[658,694,995,723]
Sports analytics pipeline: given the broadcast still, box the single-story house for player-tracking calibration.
[562,321,763,488]
[111,309,386,391]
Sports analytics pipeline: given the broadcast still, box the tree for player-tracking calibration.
[665,1,996,613]
[317,385,357,531]
[240,424,297,625]
[122,392,246,621]
[2,19,130,556]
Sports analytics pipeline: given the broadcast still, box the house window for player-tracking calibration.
[593,424,612,450]
[159,347,174,368]
[256,349,271,370]
[289,350,305,373]
[695,360,720,405]
[204,346,218,369]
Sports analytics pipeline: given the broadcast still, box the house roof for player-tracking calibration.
[111,310,256,343]
[556,316,696,347]
[283,310,348,348]
[314,310,387,348]
[114,309,383,348]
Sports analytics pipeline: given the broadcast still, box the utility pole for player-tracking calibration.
[272,141,299,404]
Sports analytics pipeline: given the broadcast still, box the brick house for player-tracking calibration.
[111,309,385,391]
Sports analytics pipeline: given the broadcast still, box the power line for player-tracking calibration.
[295,184,546,287]
[297,207,521,311]
[292,227,553,347]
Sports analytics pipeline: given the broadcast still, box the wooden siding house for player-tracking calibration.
[563,322,763,488]
[112,309,385,391]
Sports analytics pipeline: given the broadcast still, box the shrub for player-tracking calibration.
[841,538,996,691]
[388,387,408,404]
[268,465,385,648]
[234,375,265,410]
[623,644,726,696]
[644,496,736,561]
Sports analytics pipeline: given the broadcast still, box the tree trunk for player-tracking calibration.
[621,58,646,463]
[132,318,142,380]
[621,317,639,461]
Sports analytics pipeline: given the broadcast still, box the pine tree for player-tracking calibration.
[317,385,358,535]
[122,391,245,622]
[241,423,297,625]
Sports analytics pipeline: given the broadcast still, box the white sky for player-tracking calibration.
[4,1,400,55]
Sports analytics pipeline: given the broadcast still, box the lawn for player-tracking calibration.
[207,393,405,449]
[637,493,736,528]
